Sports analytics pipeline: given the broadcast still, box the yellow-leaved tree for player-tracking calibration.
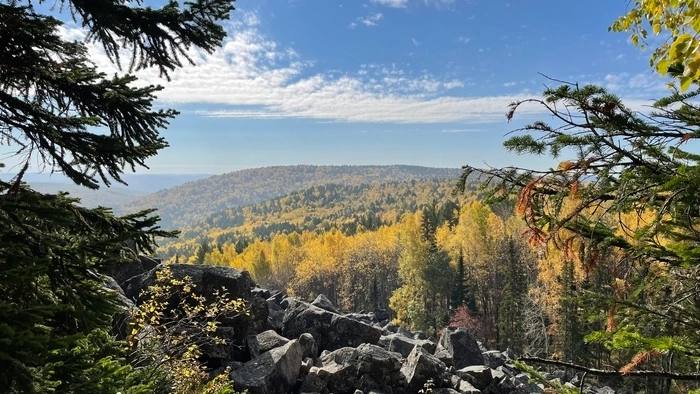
[611,0,700,89]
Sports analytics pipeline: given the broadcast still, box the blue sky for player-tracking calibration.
[5,1,673,175]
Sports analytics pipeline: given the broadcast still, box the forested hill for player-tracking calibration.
[158,178,462,259]
[126,165,461,229]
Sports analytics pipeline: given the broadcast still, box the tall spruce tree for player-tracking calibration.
[0,0,234,391]
[559,260,585,363]
[451,249,467,309]
[497,236,527,353]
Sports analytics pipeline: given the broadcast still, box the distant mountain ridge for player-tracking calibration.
[0,173,211,208]
[126,165,462,229]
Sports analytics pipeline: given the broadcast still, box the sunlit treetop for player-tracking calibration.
[611,0,700,90]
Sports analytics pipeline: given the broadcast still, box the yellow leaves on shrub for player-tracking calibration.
[129,268,248,393]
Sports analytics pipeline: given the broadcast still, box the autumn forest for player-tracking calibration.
[2,1,700,393]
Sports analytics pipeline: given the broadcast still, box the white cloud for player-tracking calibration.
[63,12,545,124]
[601,72,669,96]
[56,25,85,42]
[370,0,461,8]
[352,13,384,28]
[371,0,408,8]
[440,128,481,133]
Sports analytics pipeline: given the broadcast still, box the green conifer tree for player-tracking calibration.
[0,1,235,391]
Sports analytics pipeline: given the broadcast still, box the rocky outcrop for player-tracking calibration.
[301,343,406,393]
[311,293,339,313]
[455,365,492,390]
[282,300,382,352]
[123,263,255,302]
[248,330,290,358]
[123,263,269,334]
[102,255,159,287]
[105,261,615,394]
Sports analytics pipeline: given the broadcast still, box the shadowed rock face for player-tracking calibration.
[103,256,159,287]
[122,263,255,301]
[401,346,448,391]
[437,328,484,369]
[124,263,269,330]
[120,263,269,365]
[230,339,302,394]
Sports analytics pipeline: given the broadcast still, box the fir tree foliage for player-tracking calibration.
[0,0,235,391]
[464,82,700,374]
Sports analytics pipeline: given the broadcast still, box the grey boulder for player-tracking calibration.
[455,365,492,390]
[302,344,405,393]
[378,333,437,357]
[401,346,448,391]
[248,330,290,358]
[481,350,507,369]
[283,301,382,352]
[230,339,303,394]
[311,293,339,313]
[437,328,483,369]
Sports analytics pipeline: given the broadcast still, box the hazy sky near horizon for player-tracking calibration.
[4,1,673,175]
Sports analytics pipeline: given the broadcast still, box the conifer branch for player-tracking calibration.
[519,357,700,381]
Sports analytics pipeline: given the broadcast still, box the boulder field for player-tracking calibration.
[107,261,615,394]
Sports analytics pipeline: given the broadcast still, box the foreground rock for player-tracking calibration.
[248,330,290,358]
[123,263,255,302]
[455,365,492,390]
[123,263,268,331]
[378,332,437,357]
[282,300,382,352]
[401,346,448,391]
[122,263,269,365]
[302,344,406,393]
[230,339,303,394]
[437,328,484,369]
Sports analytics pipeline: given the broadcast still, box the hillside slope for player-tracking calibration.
[127,165,461,229]
[158,178,463,259]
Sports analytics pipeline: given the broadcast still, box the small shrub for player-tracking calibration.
[129,268,249,394]
[448,305,484,338]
